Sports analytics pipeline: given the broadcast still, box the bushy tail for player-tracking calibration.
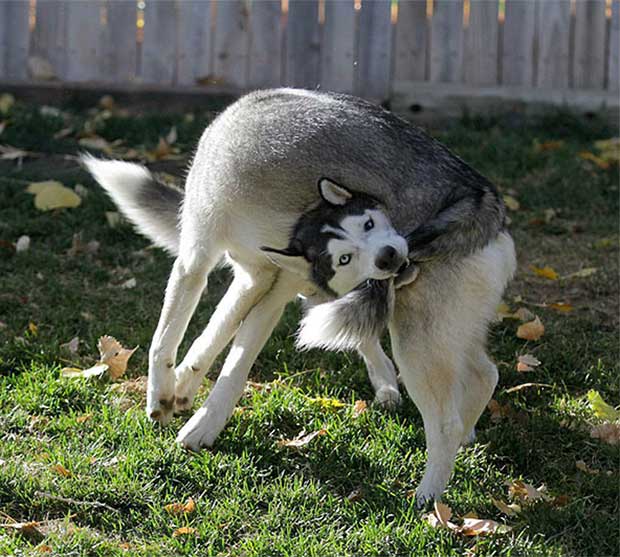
[82,155,183,255]
[296,280,394,352]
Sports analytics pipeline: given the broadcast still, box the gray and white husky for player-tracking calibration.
[83,88,516,505]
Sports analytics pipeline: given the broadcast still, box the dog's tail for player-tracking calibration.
[82,155,182,255]
[296,280,394,352]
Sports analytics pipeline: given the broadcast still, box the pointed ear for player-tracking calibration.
[261,240,312,277]
[318,178,352,206]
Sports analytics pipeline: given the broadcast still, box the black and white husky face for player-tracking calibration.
[263,178,408,297]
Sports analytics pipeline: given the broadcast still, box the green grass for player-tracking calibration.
[0,98,618,556]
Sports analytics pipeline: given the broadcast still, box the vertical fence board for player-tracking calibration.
[285,0,320,88]
[31,0,67,80]
[213,0,250,89]
[430,0,463,82]
[536,0,570,89]
[357,0,392,99]
[248,0,281,88]
[177,1,213,86]
[502,0,536,86]
[321,0,356,92]
[1,1,30,80]
[100,1,137,83]
[64,2,105,82]
[610,0,620,91]
[463,0,498,85]
[394,0,427,81]
[142,0,177,84]
[574,0,606,89]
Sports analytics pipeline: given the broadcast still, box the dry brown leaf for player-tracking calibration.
[516,316,545,341]
[534,139,564,152]
[487,399,511,422]
[28,322,38,335]
[514,307,535,322]
[353,400,368,417]
[51,464,72,477]
[98,336,138,380]
[562,267,597,280]
[578,151,610,169]
[491,497,521,516]
[0,521,44,543]
[164,497,196,515]
[27,180,81,211]
[459,517,511,537]
[503,195,520,211]
[507,480,550,503]
[36,544,53,553]
[590,422,620,445]
[60,336,79,354]
[548,302,573,313]
[434,501,453,527]
[516,354,541,372]
[531,265,559,281]
[76,414,92,424]
[278,429,327,448]
[61,364,108,379]
[172,526,197,538]
[575,460,599,475]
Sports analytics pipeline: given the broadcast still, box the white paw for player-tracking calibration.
[146,362,176,425]
[174,364,201,413]
[414,476,443,509]
[373,385,401,409]
[176,407,223,451]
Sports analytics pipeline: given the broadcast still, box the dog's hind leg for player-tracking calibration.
[147,253,220,424]
[174,261,277,413]
[358,340,401,408]
[176,270,305,450]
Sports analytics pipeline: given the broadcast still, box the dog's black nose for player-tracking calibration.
[375,245,401,271]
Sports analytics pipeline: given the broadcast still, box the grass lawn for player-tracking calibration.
[0,96,618,556]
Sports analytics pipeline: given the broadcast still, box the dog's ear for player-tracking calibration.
[318,178,352,206]
[261,239,312,277]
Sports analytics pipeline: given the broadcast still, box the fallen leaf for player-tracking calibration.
[27,180,81,211]
[578,151,610,169]
[587,390,620,421]
[105,211,122,228]
[0,93,15,114]
[534,139,564,152]
[531,265,558,281]
[505,382,551,393]
[0,521,44,543]
[51,464,72,477]
[507,480,551,503]
[562,267,597,280]
[172,526,197,538]
[0,144,31,160]
[434,501,453,527]
[575,460,599,475]
[15,235,30,253]
[60,336,79,354]
[61,364,108,379]
[460,518,511,537]
[503,195,520,211]
[346,488,363,502]
[516,316,545,341]
[517,354,541,372]
[514,307,535,322]
[97,336,138,380]
[593,137,620,164]
[28,322,38,335]
[491,497,521,516]
[78,136,114,155]
[548,302,573,313]
[590,422,620,445]
[487,399,511,422]
[164,497,196,515]
[76,414,92,424]
[353,400,368,417]
[36,544,53,553]
[278,429,327,448]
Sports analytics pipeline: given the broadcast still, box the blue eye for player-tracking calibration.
[364,218,374,231]
[339,254,352,266]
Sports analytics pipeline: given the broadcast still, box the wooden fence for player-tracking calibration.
[1,0,618,109]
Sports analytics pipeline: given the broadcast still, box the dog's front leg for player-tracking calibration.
[358,340,401,408]
[147,256,214,425]
[176,271,304,450]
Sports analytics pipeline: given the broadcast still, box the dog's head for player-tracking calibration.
[262,178,408,296]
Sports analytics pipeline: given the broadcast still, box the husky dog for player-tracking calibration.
[83,88,516,505]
